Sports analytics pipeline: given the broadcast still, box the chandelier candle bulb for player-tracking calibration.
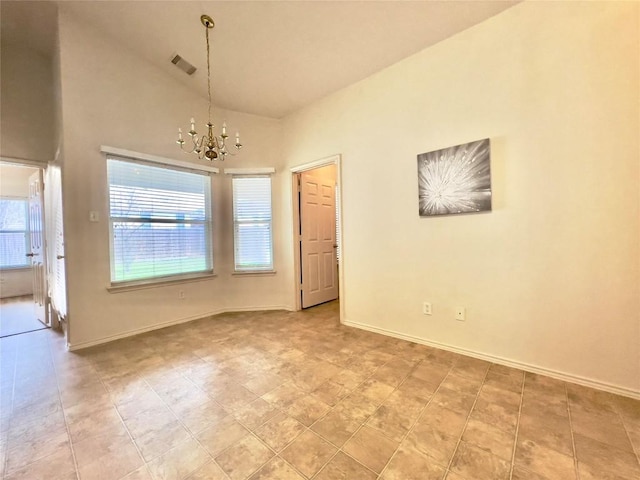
[222,123,227,136]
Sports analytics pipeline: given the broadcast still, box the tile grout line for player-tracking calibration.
[442,364,492,478]
[612,402,640,470]
[305,353,401,479]
[139,371,221,477]
[93,364,151,479]
[1,341,19,480]
[565,383,581,480]
[377,356,457,479]
[49,334,81,480]
[508,370,526,480]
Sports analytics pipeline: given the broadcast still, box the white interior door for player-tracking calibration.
[300,170,338,308]
[28,171,48,326]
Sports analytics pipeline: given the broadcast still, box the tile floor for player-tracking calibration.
[1,301,639,480]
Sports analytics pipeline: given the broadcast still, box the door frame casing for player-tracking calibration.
[290,154,344,320]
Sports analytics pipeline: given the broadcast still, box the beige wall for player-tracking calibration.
[0,43,54,163]
[0,164,40,298]
[57,8,289,347]
[281,1,640,394]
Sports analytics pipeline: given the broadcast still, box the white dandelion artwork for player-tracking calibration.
[417,138,491,217]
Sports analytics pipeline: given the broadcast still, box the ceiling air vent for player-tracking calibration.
[171,54,196,75]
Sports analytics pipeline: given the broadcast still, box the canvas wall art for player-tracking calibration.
[417,138,491,217]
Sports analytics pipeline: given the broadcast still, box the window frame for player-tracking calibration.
[104,149,216,288]
[229,170,275,274]
[0,196,30,270]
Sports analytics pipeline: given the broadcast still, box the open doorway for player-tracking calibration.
[0,162,49,337]
[291,155,343,312]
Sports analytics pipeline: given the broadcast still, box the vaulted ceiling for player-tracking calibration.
[1,1,518,118]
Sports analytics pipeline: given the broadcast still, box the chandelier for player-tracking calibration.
[176,15,242,161]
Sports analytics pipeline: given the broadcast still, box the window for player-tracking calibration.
[232,175,273,271]
[107,157,213,284]
[0,198,29,269]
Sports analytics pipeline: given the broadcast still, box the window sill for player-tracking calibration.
[0,266,31,272]
[107,272,217,293]
[232,270,277,277]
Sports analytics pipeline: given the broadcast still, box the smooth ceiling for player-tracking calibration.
[1,1,518,119]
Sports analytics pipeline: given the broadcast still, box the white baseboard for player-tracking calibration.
[67,304,293,351]
[342,318,640,400]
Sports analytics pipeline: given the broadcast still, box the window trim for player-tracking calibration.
[105,152,215,288]
[0,196,30,270]
[229,172,275,273]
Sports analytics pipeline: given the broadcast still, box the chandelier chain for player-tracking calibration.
[206,25,212,123]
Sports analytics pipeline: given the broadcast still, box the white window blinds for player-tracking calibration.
[232,175,273,271]
[0,198,29,268]
[107,158,212,283]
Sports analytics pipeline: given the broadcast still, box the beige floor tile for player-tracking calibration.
[281,430,337,478]
[215,435,274,480]
[380,443,446,480]
[185,460,229,480]
[418,403,468,439]
[366,404,415,442]
[470,397,518,435]
[430,387,476,415]
[396,375,436,401]
[382,389,427,419]
[69,405,126,443]
[76,435,144,480]
[510,465,549,480]
[242,375,283,397]
[146,437,211,480]
[578,460,639,480]
[332,391,379,423]
[122,466,155,480]
[196,416,250,456]
[450,441,510,480]
[212,383,258,412]
[254,412,306,452]
[283,394,331,426]
[573,433,640,478]
[310,380,349,406]
[461,417,514,461]
[311,408,362,447]
[439,372,483,397]
[134,419,192,462]
[343,425,398,474]
[124,404,178,438]
[514,438,577,479]
[248,457,305,480]
[316,451,376,480]
[233,398,279,430]
[3,444,76,480]
[5,429,70,474]
[570,407,634,451]
[517,410,573,456]
[261,382,306,409]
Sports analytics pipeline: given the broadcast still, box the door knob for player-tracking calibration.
[25,253,35,257]
[57,255,65,260]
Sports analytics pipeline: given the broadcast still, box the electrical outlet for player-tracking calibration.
[422,302,432,315]
[179,290,185,300]
[455,307,466,321]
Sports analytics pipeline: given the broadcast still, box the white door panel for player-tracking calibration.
[28,171,48,326]
[300,171,338,308]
